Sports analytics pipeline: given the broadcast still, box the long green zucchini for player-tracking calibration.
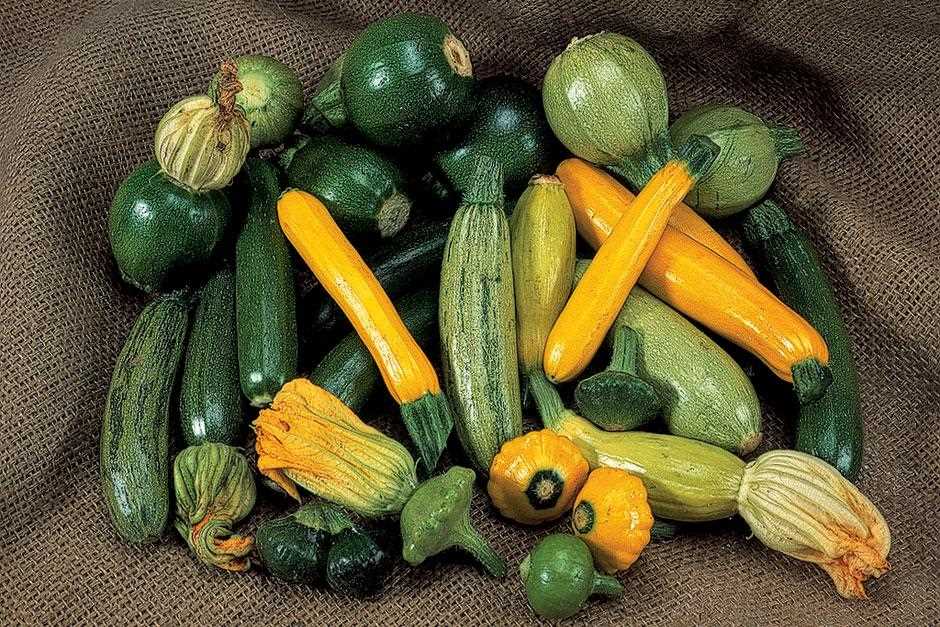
[235,158,298,407]
[743,200,863,479]
[313,221,449,334]
[310,289,439,413]
[179,265,243,446]
[439,157,522,472]
[100,293,189,543]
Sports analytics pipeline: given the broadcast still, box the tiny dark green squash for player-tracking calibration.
[670,104,803,217]
[341,13,475,147]
[255,514,332,585]
[109,160,230,292]
[286,135,412,237]
[434,76,559,197]
[326,527,394,598]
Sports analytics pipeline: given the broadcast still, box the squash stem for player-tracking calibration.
[792,358,833,405]
[678,134,721,181]
[400,392,454,473]
[651,519,678,541]
[615,130,673,190]
[591,572,624,597]
[303,56,347,133]
[527,370,566,429]
[769,125,805,159]
[458,525,507,577]
[215,60,243,123]
[741,199,794,243]
[608,325,640,374]
[463,156,504,206]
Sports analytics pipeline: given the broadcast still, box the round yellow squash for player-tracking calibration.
[487,429,589,525]
[571,467,653,573]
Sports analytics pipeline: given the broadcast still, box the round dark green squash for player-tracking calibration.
[326,527,393,598]
[341,13,475,147]
[286,135,411,237]
[256,515,331,584]
[434,76,559,197]
[109,160,230,293]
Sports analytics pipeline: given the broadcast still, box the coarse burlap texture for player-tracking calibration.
[0,0,938,624]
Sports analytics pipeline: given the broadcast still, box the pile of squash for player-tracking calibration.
[101,12,890,618]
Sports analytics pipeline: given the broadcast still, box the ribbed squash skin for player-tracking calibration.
[109,160,230,293]
[286,135,411,237]
[605,282,762,454]
[341,13,474,147]
[311,290,438,414]
[558,158,755,279]
[180,265,243,445]
[235,159,298,408]
[439,164,523,472]
[743,201,862,479]
[100,293,189,543]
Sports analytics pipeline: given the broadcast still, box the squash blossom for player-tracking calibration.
[173,443,256,572]
[253,378,418,518]
[737,450,890,599]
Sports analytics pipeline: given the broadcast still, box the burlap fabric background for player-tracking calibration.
[1,0,938,624]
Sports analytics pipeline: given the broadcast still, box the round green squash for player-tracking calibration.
[434,76,559,197]
[542,32,668,166]
[109,160,230,292]
[209,54,304,149]
[670,104,803,217]
[341,13,475,147]
[256,515,330,584]
[286,135,411,237]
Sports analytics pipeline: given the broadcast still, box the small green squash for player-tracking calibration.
[209,54,304,148]
[669,104,803,217]
[286,135,412,237]
[542,32,668,166]
[100,292,189,543]
[179,264,243,445]
[434,77,559,197]
[109,160,230,293]
[520,534,623,619]
[326,527,394,598]
[341,13,475,146]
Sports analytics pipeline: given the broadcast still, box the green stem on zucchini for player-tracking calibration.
[791,358,833,405]
[400,392,454,474]
[650,519,678,541]
[574,325,661,431]
[463,154,504,206]
[528,369,567,429]
[769,125,805,159]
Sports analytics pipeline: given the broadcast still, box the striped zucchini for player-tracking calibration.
[439,157,522,472]
[100,293,189,543]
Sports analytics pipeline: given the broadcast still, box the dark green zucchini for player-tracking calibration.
[286,135,412,237]
[742,200,863,479]
[310,289,438,413]
[235,159,298,408]
[179,265,243,446]
[100,293,189,543]
[340,13,475,147]
[434,76,559,198]
[312,221,449,334]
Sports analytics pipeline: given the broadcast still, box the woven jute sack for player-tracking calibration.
[0,0,937,624]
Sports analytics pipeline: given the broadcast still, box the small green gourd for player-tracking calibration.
[400,466,506,577]
[208,54,304,148]
[575,325,661,430]
[173,443,256,572]
[668,104,804,217]
[519,534,623,619]
[326,527,394,598]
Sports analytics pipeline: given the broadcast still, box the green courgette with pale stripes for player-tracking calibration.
[100,293,189,543]
[743,200,863,479]
[235,158,298,407]
[439,157,522,473]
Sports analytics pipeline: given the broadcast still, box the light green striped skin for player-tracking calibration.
[100,293,189,543]
[439,159,522,473]
[542,32,668,166]
[154,95,250,191]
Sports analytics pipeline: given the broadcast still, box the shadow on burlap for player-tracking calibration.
[0,1,937,624]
